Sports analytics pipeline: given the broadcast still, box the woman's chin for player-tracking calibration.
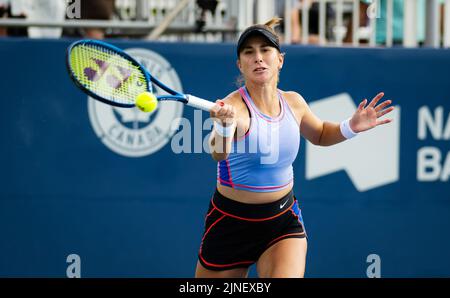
[249,74,272,85]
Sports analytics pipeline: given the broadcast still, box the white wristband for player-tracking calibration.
[214,121,235,138]
[340,118,358,139]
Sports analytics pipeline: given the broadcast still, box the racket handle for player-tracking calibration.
[186,94,215,112]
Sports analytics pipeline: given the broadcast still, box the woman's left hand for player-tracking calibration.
[350,92,395,133]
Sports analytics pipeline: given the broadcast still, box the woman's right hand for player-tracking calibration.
[210,99,236,127]
[209,100,237,160]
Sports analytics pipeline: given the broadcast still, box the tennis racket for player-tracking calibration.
[66,39,215,111]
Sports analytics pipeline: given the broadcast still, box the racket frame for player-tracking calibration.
[66,39,213,111]
[66,39,188,107]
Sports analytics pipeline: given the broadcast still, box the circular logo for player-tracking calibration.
[88,48,184,157]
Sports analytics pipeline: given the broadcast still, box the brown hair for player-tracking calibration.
[263,17,283,35]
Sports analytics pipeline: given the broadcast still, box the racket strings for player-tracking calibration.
[70,44,148,105]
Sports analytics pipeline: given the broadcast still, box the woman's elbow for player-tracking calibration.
[211,152,229,162]
[307,135,322,146]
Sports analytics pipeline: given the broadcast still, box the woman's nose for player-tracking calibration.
[254,52,263,63]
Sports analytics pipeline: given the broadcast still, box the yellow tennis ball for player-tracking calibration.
[136,92,158,113]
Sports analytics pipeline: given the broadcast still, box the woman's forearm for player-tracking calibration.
[317,121,348,146]
[209,130,234,161]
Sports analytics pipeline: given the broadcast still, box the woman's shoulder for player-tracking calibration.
[221,89,242,103]
[279,90,309,111]
[220,90,248,111]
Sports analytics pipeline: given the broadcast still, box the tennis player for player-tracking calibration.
[195,17,394,278]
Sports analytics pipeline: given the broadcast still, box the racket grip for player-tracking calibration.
[186,95,215,112]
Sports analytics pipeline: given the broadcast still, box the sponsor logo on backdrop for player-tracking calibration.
[88,48,184,157]
[306,93,401,192]
[417,106,450,182]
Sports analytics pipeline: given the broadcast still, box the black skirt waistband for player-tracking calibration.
[212,188,295,220]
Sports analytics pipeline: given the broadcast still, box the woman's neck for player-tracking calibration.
[245,82,279,117]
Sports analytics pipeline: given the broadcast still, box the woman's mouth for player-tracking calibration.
[254,67,267,73]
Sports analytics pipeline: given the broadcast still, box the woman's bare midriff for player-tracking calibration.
[216,182,293,204]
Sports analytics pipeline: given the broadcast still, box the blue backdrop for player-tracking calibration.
[0,38,449,277]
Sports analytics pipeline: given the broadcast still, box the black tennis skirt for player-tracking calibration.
[198,188,307,271]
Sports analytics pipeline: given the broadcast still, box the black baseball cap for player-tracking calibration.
[236,25,281,57]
